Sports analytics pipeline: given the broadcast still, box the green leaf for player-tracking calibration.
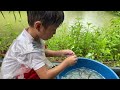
[0,11,5,19]
[13,11,16,22]
[18,11,22,18]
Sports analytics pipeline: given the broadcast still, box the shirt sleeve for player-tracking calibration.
[27,51,46,70]
[14,38,47,70]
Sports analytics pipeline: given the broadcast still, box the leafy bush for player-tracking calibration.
[46,17,120,66]
[111,11,120,17]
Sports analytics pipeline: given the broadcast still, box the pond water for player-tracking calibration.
[64,11,118,27]
[0,11,118,31]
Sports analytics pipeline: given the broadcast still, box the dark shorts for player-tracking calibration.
[16,69,40,79]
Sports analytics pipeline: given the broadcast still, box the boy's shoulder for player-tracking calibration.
[17,29,32,41]
[12,30,34,51]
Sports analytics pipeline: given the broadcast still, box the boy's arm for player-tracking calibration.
[35,60,68,79]
[45,49,62,57]
[35,55,77,79]
[45,49,75,57]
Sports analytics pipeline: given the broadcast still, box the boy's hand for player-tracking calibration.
[61,50,75,57]
[64,55,78,66]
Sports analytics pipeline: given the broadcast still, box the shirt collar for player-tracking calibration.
[23,28,34,42]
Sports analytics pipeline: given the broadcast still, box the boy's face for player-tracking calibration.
[40,25,57,40]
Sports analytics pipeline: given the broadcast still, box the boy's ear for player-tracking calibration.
[34,21,42,31]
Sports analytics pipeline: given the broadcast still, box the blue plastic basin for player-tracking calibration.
[56,57,119,79]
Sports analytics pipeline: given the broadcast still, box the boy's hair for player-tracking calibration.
[27,11,64,28]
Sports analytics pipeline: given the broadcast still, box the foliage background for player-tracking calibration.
[0,11,120,67]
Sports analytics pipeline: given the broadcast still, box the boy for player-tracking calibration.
[1,11,77,79]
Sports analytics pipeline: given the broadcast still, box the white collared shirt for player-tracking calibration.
[1,29,53,79]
